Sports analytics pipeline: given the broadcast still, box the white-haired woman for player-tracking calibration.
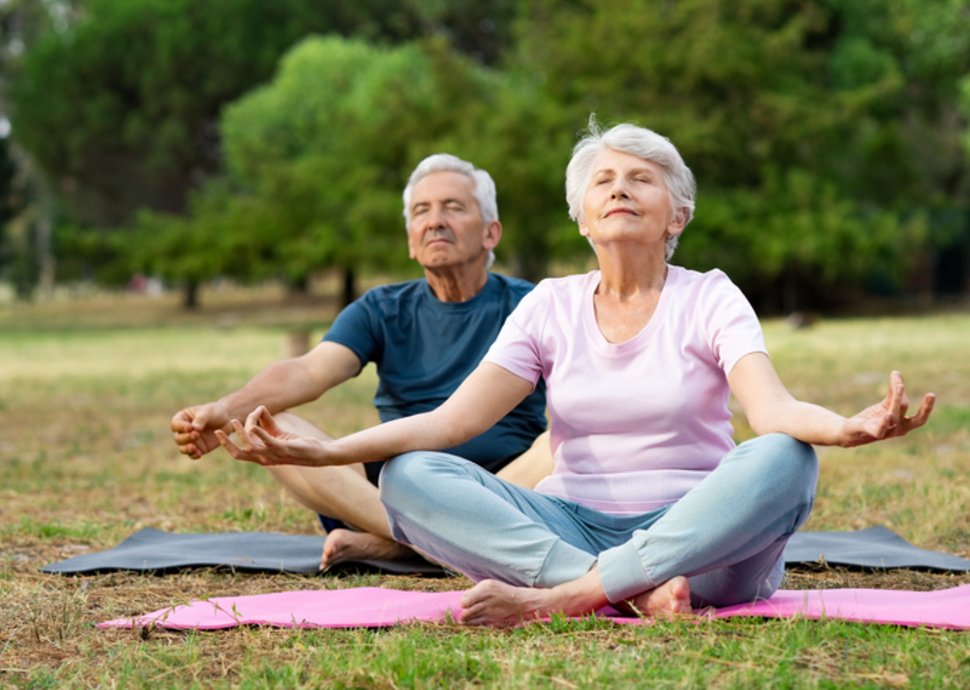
[220,121,935,625]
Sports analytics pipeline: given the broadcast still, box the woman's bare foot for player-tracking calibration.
[320,528,415,569]
[626,576,693,619]
[460,580,551,627]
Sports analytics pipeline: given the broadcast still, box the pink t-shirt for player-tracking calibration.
[484,266,767,515]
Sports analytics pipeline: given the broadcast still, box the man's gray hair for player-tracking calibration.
[565,118,696,261]
[402,153,499,268]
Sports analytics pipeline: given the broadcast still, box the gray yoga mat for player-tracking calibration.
[782,525,970,571]
[41,525,970,576]
[40,527,448,576]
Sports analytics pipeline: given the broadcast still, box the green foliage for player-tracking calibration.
[4,0,969,307]
[440,71,580,279]
[8,0,416,226]
[513,0,970,308]
[142,36,516,295]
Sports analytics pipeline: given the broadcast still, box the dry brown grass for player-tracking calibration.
[1,289,969,688]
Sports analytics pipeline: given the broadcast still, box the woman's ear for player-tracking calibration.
[667,208,688,237]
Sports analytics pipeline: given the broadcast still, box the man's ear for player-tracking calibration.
[483,220,502,250]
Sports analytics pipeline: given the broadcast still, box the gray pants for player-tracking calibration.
[380,433,818,607]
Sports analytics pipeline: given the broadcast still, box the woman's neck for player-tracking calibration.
[594,243,668,300]
[589,241,669,344]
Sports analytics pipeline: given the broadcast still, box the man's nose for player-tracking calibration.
[424,208,447,230]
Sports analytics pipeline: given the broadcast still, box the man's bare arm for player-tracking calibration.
[171,341,362,459]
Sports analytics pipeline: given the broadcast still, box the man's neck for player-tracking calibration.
[424,266,490,303]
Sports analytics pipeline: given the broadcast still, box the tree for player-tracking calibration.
[8,0,425,226]
[139,35,511,306]
[0,0,81,299]
[512,0,970,310]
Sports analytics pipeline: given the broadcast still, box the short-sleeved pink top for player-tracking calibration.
[483,266,767,515]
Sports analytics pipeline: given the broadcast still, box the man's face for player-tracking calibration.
[407,171,500,270]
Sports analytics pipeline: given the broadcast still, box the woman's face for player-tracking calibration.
[579,147,684,250]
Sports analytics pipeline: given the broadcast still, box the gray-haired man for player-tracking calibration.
[171,154,549,568]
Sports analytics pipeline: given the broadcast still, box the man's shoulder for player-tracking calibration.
[356,278,427,306]
[488,272,536,298]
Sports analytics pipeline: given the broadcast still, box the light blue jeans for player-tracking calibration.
[380,433,818,607]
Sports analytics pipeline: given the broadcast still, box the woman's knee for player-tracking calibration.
[736,434,819,508]
[378,451,465,510]
[751,433,817,478]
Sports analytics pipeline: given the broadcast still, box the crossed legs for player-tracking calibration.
[380,434,819,625]
[267,412,553,568]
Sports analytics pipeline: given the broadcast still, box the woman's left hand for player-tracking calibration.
[838,371,935,447]
[215,406,331,466]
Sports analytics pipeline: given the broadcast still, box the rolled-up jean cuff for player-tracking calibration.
[598,541,655,604]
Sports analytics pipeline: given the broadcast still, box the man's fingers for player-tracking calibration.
[172,429,197,445]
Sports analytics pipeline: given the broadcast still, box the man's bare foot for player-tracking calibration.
[320,528,415,569]
[626,576,693,619]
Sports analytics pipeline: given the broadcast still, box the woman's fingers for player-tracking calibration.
[902,393,936,432]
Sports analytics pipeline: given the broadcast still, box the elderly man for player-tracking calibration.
[171,153,549,568]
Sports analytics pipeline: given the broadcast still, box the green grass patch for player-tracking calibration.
[2,516,104,541]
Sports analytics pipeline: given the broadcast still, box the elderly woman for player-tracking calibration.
[220,121,935,626]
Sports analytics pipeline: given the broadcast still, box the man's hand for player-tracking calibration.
[170,403,232,459]
[838,371,935,448]
[215,406,332,467]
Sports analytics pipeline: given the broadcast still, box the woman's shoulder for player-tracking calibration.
[535,270,598,293]
[669,265,742,295]
[509,271,595,317]
[668,266,753,315]
[669,264,731,285]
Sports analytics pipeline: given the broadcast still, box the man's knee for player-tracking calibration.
[273,412,334,440]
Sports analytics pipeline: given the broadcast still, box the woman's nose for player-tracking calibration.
[610,183,629,199]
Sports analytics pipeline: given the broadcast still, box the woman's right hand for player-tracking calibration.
[215,406,334,467]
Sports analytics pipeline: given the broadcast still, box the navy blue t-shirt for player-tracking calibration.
[323,273,547,485]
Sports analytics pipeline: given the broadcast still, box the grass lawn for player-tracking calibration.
[1,288,968,688]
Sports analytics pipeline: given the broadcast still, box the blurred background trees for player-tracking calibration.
[1,0,968,312]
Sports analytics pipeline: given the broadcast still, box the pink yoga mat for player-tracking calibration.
[99,585,970,631]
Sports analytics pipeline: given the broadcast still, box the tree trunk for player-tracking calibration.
[342,266,357,307]
[287,274,310,298]
[182,279,200,310]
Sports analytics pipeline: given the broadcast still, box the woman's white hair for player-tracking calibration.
[565,118,696,261]
[402,153,498,268]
